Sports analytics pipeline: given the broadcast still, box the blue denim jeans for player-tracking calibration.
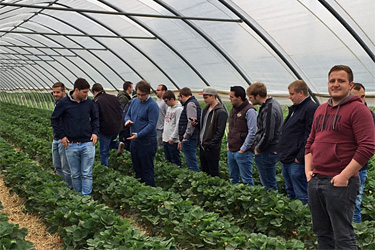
[281,162,308,204]
[308,175,359,249]
[353,169,367,223]
[227,150,254,185]
[65,142,95,195]
[181,139,200,172]
[52,140,72,189]
[255,152,278,190]
[99,133,119,167]
[163,142,181,167]
[130,137,157,186]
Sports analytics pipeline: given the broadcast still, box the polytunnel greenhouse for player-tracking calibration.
[0,1,374,250]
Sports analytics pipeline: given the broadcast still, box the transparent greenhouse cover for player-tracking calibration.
[0,0,374,104]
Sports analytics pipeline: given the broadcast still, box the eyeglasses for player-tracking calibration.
[137,92,148,97]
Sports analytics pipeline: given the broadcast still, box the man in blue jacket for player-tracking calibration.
[278,80,318,204]
[125,80,159,186]
[51,78,99,196]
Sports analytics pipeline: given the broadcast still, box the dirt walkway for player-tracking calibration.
[0,176,63,250]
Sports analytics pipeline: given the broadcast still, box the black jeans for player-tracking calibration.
[308,175,359,250]
[199,146,220,177]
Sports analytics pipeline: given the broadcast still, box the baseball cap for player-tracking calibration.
[200,87,217,95]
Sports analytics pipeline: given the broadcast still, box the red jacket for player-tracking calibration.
[305,95,375,176]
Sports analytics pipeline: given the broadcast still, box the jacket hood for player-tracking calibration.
[321,94,361,131]
[68,90,88,103]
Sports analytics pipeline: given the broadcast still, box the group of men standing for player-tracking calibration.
[50,65,374,249]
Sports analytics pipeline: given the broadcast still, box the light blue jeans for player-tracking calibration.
[353,169,367,223]
[227,150,255,185]
[65,142,95,195]
[181,139,200,172]
[52,140,72,189]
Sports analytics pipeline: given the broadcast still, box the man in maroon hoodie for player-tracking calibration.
[305,65,375,249]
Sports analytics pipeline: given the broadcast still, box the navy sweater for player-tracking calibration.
[51,91,99,142]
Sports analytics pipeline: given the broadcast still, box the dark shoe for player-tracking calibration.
[117,142,125,156]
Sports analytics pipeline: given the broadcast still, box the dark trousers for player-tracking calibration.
[199,146,220,177]
[130,137,157,187]
[163,142,181,167]
[308,175,359,249]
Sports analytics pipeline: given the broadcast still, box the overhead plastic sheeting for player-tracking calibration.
[0,0,374,100]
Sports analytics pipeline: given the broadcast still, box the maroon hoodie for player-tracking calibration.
[305,95,375,177]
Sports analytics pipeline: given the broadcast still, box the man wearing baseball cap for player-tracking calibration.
[197,87,228,177]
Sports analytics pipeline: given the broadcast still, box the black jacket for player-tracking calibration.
[94,91,123,136]
[199,103,228,150]
[278,97,318,164]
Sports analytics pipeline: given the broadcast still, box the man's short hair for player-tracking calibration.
[135,80,151,94]
[246,82,267,98]
[352,82,365,91]
[74,78,90,90]
[163,90,175,100]
[230,86,246,101]
[288,80,309,96]
[158,84,167,91]
[52,82,65,90]
[92,83,104,93]
[123,81,133,91]
[179,87,192,97]
[328,65,353,83]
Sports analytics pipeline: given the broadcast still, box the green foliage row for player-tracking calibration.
[0,201,35,250]
[111,154,314,243]
[0,137,176,250]
[1,101,375,249]
[0,104,306,249]
[92,163,305,249]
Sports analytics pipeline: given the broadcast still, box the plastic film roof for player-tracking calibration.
[0,0,374,98]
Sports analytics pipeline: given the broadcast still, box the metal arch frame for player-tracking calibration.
[0,37,77,90]
[217,0,320,104]
[99,0,221,90]
[0,74,24,105]
[0,51,53,108]
[2,0,248,93]
[6,23,117,89]
[154,0,252,86]
[318,0,374,63]
[66,0,182,91]
[1,67,46,108]
[39,11,133,90]
[1,1,125,91]
[9,65,52,108]
[14,66,52,109]
[0,2,243,22]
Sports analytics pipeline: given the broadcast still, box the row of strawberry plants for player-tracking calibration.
[2,101,375,248]
[0,201,35,250]
[0,107,306,249]
[0,137,176,250]
[91,163,304,249]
